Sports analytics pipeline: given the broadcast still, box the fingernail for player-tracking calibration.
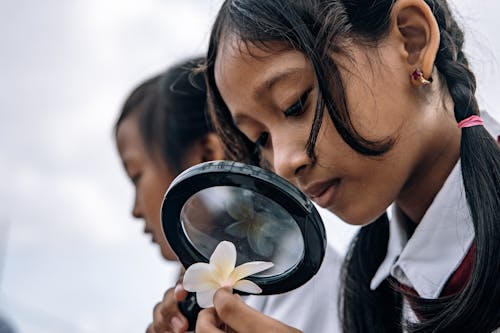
[174,283,183,294]
[171,316,184,332]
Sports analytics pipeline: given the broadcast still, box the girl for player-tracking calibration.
[195,0,500,332]
[115,58,344,333]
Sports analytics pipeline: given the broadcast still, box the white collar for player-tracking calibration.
[370,161,475,298]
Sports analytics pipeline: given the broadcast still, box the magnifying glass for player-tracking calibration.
[161,160,326,329]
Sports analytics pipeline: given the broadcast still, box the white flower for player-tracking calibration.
[182,240,274,308]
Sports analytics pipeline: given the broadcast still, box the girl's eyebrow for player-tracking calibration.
[253,67,303,100]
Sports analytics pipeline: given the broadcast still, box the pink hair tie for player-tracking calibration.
[457,115,484,129]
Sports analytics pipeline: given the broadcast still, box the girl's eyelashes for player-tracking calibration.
[284,87,313,117]
[131,173,142,185]
[248,86,313,154]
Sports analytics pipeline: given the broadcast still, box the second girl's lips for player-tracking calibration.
[303,179,341,208]
[144,228,155,243]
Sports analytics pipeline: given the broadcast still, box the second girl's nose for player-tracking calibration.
[132,194,143,219]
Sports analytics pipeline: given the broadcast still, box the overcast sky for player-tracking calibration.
[0,1,499,332]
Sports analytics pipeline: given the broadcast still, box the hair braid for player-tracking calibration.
[405,1,500,332]
[429,1,479,121]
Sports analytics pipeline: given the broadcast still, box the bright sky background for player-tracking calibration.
[0,1,499,332]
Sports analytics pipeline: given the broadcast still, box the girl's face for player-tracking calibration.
[214,37,457,225]
[116,114,177,261]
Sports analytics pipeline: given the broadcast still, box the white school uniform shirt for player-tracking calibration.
[245,244,343,333]
[370,111,499,331]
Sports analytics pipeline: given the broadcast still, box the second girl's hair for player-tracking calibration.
[115,57,211,172]
[204,1,500,332]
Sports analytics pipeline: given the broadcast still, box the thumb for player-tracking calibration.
[212,288,261,331]
[213,288,301,333]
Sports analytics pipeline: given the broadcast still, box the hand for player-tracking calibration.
[196,288,302,333]
[146,284,189,333]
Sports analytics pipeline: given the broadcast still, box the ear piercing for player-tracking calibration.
[412,68,433,85]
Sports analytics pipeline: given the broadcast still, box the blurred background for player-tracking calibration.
[0,0,498,332]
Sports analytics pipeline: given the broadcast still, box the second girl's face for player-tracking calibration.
[116,113,177,261]
[215,37,439,225]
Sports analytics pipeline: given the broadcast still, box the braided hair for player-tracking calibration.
[407,1,500,331]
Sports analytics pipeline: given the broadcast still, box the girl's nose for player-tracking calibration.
[272,138,310,183]
[132,194,143,219]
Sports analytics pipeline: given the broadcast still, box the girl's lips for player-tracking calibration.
[304,179,341,208]
[144,229,155,243]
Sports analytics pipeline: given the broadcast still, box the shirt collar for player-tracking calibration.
[370,161,475,298]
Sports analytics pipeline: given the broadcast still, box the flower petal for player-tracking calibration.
[183,263,218,292]
[230,261,274,282]
[233,279,262,294]
[259,214,290,236]
[210,241,236,279]
[224,221,248,238]
[226,192,254,220]
[248,230,274,257]
[226,202,243,220]
[196,289,217,308]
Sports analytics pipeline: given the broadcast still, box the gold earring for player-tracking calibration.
[411,68,432,85]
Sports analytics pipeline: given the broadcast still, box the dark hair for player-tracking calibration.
[204,1,500,332]
[115,57,211,173]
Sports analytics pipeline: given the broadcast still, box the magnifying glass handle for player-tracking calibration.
[178,292,202,331]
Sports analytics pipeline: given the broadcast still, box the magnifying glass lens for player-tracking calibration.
[180,186,305,277]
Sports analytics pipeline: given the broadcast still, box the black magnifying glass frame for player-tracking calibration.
[161,160,326,295]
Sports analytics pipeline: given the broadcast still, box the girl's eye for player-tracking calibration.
[284,87,312,117]
[131,173,142,185]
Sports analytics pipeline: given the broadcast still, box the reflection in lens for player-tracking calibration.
[180,186,305,277]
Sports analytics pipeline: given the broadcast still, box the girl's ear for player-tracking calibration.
[181,133,225,168]
[389,0,440,84]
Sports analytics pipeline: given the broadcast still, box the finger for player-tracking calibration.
[152,302,169,332]
[160,288,180,315]
[162,287,173,300]
[152,301,163,322]
[154,290,189,333]
[196,308,226,333]
[174,283,188,301]
[213,289,301,333]
[170,315,188,333]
